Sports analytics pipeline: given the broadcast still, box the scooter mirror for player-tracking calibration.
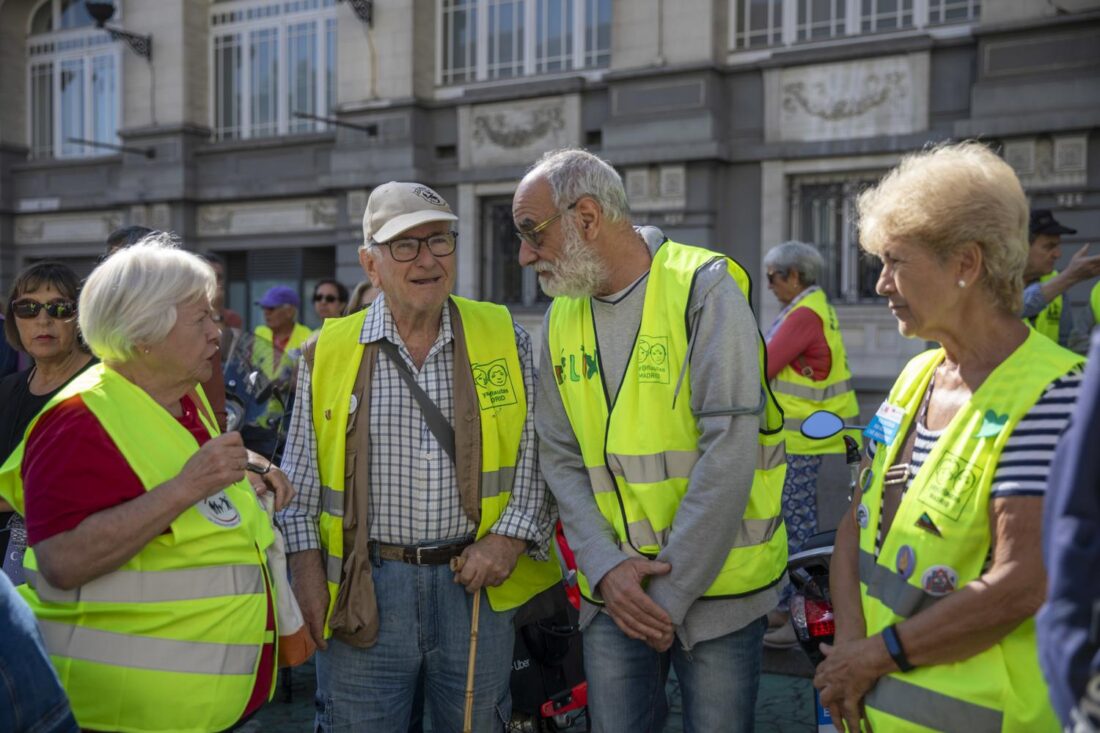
[801,411,846,439]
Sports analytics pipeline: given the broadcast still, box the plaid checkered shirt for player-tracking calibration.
[277,294,553,560]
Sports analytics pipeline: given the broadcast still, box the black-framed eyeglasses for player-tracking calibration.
[11,299,78,321]
[313,294,342,303]
[516,200,580,250]
[379,232,457,262]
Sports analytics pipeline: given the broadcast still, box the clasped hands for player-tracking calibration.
[597,557,675,652]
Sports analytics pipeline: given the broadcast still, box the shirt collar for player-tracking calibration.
[358,292,454,349]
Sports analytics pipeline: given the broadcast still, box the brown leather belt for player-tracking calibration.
[369,538,474,566]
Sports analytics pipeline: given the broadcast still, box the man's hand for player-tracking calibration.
[597,558,674,647]
[452,534,526,591]
[289,550,330,650]
[245,451,296,511]
[1062,244,1100,286]
[814,637,886,733]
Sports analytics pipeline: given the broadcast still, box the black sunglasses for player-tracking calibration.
[11,299,78,321]
[313,294,342,303]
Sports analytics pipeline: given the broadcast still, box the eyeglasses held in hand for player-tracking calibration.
[379,232,457,262]
[11,299,78,321]
[313,294,342,303]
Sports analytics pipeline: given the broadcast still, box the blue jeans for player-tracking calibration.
[314,558,517,733]
[584,612,766,733]
[0,571,79,733]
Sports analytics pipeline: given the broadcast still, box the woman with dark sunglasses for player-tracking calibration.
[0,262,95,585]
[311,278,349,328]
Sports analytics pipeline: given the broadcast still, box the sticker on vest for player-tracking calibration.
[472,358,518,410]
[915,512,942,538]
[975,409,1008,438]
[895,545,916,580]
[196,490,241,528]
[637,335,670,384]
[856,503,870,529]
[920,565,958,596]
[917,450,983,521]
[864,402,904,446]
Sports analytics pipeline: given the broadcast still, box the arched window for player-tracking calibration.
[27,0,120,158]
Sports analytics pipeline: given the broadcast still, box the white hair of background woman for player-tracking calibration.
[764,241,825,287]
[529,148,631,224]
[80,233,216,364]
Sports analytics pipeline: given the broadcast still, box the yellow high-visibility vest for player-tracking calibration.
[1027,271,1062,342]
[548,239,787,601]
[858,331,1078,732]
[310,298,560,632]
[0,363,275,733]
[254,322,311,380]
[770,288,860,455]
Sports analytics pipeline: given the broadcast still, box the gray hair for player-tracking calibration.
[80,232,216,364]
[763,241,825,286]
[527,148,631,224]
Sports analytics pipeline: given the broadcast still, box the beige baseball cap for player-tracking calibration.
[362,182,458,245]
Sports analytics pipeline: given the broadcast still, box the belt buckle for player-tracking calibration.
[883,463,911,486]
[415,544,439,565]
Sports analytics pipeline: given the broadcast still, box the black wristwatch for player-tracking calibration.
[882,624,915,673]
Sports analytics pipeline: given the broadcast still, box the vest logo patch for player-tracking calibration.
[196,490,242,528]
[917,450,982,521]
[472,358,518,410]
[554,347,599,385]
[637,335,670,384]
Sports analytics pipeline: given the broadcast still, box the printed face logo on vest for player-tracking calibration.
[555,346,600,386]
[919,450,982,521]
[636,335,670,384]
[472,358,518,410]
[196,490,242,528]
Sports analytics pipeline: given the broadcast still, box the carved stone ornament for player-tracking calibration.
[199,207,233,234]
[782,72,908,121]
[472,106,565,149]
[310,199,338,228]
[15,219,44,242]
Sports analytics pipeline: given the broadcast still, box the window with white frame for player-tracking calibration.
[733,0,978,49]
[789,172,884,303]
[210,0,337,141]
[440,0,611,86]
[27,0,120,159]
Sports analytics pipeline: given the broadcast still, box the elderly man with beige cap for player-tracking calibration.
[278,182,560,732]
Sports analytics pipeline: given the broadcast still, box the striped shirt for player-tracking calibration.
[868,368,1082,555]
[276,294,554,559]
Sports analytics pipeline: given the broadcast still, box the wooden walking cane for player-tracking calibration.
[450,555,481,733]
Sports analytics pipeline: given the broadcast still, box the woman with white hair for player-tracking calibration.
[761,241,860,648]
[815,141,1076,732]
[0,235,293,732]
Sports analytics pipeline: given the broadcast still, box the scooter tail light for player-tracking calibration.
[804,597,835,639]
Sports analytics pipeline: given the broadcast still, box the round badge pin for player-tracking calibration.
[856,503,870,529]
[920,565,958,596]
[859,466,874,493]
[895,545,916,580]
[349,394,359,414]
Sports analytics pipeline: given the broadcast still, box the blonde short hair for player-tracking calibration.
[858,141,1029,314]
[80,233,216,364]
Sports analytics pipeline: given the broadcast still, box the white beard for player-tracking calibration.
[535,217,607,298]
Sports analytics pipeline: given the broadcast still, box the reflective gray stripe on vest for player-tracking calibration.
[759,442,786,471]
[24,565,264,604]
[324,552,343,585]
[38,620,260,676]
[859,549,942,618]
[734,516,783,547]
[607,450,698,484]
[322,485,343,518]
[588,467,617,495]
[627,518,669,550]
[481,466,516,499]
[774,379,853,402]
[866,675,1002,732]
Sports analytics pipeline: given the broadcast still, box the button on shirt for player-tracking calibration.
[278,295,553,558]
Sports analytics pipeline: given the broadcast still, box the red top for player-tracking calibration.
[766,307,832,382]
[23,394,274,719]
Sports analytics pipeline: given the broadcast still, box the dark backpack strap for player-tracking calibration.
[377,340,457,465]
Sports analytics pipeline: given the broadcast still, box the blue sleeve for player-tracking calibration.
[1038,330,1100,727]
[1020,282,1048,320]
